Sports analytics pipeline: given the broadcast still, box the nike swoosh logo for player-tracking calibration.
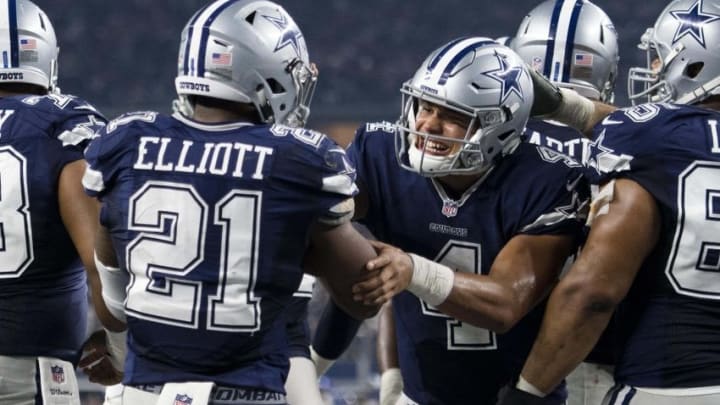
[566,174,583,191]
[601,116,623,125]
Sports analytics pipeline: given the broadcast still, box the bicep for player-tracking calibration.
[569,178,660,300]
[306,220,378,319]
[490,232,576,309]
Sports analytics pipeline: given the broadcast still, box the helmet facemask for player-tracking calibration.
[268,58,317,127]
[395,84,514,177]
[628,0,720,106]
[628,28,678,104]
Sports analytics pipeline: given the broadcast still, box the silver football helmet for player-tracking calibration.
[628,0,720,105]
[175,0,317,127]
[0,0,58,92]
[512,0,619,102]
[396,37,533,177]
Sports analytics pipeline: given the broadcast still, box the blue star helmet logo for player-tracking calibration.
[482,51,525,104]
[669,0,720,48]
[262,13,304,57]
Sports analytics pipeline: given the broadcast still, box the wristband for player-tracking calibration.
[543,88,595,133]
[104,328,127,372]
[379,368,403,405]
[516,375,546,397]
[407,254,454,306]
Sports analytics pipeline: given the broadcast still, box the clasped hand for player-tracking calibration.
[352,240,414,305]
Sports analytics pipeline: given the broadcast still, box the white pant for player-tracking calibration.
[395,392,420,405]
[285,357,324,405]
[121,384,287,405]
[566,362,614,405]
[603,384,720,405]
[103,383,123,405]
[120,385,158,405]
[0,355,80,405]
[0,356,37,405]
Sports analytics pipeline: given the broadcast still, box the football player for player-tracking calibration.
[511,1,620,404]
[0,0,110,403]
[500,0,720,404]
[82,1,380,404]
[348,38,587,404]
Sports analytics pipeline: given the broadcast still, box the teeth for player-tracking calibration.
[425,140,449,153]
[414,138,451,155]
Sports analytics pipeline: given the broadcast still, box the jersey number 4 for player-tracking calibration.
[420,241,497,350]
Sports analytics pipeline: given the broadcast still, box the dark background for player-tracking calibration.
[42,1,670,123]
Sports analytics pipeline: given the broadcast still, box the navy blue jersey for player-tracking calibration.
[585,103,720,388]
[347,122,585,404]
[83,112,356,392]
[0,94,106,363]
[526,118,589,163]
[286,275,314,359]
[527,118,617,366]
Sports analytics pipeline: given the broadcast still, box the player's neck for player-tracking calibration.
[697,98,720,112]
[0,84,46,97]
[435,174,482,198]
[193,105,248,123]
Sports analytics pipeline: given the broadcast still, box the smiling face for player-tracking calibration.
[413,100,473,157]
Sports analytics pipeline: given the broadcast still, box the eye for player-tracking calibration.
[418,102,433,113]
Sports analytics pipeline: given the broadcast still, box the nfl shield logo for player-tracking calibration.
[441,200,459,218]
[50,365,65,384]
[174,394,193,405]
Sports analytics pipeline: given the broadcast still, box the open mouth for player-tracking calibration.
[416,137,452,156]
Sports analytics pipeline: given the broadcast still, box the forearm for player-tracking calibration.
[406,253,515,331]
[542,89,616,135]
[528,68,616,136]
[376,301,399,372]
[309,222,380,319]
[436,273,518,333]
[87,270,126,332]
[520,282,615,393]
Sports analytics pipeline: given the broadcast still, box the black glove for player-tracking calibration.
[526,66,563,117]
[495,384,564,405]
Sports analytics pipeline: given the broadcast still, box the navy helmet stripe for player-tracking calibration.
[561,0,584,83]
[196,0,241,77]
[543,0,564,78]
[438,40,495,85]
[182,26,194,75]
[428,37,468,70]
[8,0,17,67]
[182,6,208,75]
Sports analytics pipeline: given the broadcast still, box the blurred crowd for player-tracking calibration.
[45,0,668,122]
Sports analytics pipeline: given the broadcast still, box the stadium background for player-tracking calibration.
[40,0,671,403]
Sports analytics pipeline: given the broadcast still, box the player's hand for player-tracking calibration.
[351,240,413,305]
[495,384,563,405]
[79,329,123,386]
[526,66,563,117]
